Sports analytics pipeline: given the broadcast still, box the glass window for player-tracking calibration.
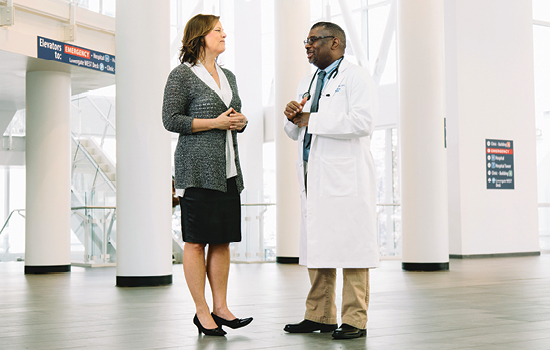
[533,0,550,23]
[102,0,115,17]
[372,128,401,257]
[74,0,115,17]
[309,1,396,81]
[261,0,275,106]
[0,167,26,261]
[366,5,389,62]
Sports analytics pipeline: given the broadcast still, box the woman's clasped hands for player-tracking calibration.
[215,107,247,131]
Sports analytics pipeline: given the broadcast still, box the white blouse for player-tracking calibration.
[175,62,238,197]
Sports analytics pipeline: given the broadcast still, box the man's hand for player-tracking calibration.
[284,96,308,121]
[292,112,310,128]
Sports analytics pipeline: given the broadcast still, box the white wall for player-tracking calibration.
[446,0,539,256]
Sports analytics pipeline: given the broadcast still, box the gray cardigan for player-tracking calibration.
[162,64,245,193]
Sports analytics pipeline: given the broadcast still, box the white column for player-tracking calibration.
[234,0,263,200]
[397,0,449,271]
[115,0,172,286]
[274,0,310,263]
[233,0,265,260]
[25,71,71,274]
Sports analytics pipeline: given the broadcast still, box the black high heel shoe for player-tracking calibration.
[211,313,253,329]
[193,314,226,336]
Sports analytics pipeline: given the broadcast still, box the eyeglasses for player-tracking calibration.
[303,36,335,45]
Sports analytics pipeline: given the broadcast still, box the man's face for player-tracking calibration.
[305,27,334,70]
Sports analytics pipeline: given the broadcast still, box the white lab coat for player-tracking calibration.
[284,59,380,269]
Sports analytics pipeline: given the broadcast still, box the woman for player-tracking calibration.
[162,14,252,336]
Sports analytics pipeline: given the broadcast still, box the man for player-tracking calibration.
[282,22,379,340]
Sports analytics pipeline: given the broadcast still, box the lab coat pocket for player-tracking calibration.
[319,157,358,197]
[295,160,308,220]
[326,84,347,109]
[295,160,306,194]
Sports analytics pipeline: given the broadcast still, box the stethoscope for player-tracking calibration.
[302,56,344,101]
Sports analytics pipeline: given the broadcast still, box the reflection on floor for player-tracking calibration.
[1,255,550,349]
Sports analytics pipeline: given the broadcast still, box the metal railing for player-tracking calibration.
[0,209,25,235]
[72,206,116,265]
[4,202,549,263]
[538,203,550,252]
[377,203,402,258]
[70,94,117,265]
[0,203,404,263]
[71,95,115,149]
[0,207,117,265]
[170,202,277,263]
[234,203,276,262]
[71,135,116,192]
[0,209,25,261]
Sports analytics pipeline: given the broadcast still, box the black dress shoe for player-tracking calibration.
[211,313,253,329]
[193,314,226,336]
[284,319,338,333]
[332,323,367,339]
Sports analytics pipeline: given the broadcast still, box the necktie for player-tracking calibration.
[303,70,326,162]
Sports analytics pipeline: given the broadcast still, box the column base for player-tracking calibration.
[450,251,540,259]
[116,275,173,287]
[276,257,299,264]
[402,262,449,271]
[25,265,71,274]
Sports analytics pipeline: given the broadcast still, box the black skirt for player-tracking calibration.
[179,177,242,244]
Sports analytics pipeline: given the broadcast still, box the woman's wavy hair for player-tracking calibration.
[179,14,220,66]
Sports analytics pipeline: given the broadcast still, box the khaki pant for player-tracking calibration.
[304,268,369,329]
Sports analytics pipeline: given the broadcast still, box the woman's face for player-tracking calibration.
[204,21,226,57]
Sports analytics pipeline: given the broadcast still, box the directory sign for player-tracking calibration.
[37,36,115,74]
[486,139,514,189]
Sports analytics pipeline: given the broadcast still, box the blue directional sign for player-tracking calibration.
[37,36,115,74]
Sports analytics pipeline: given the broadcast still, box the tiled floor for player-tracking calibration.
[1,255,550,349]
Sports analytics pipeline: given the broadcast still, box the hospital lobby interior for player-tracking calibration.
[1,0,550,349]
